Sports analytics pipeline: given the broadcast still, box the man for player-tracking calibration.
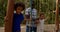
[25,1,37,32]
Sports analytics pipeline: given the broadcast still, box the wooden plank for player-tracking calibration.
[5,0,14,32]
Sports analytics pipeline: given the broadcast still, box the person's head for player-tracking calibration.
[39,12,45,19]
[31,1,35,9]
[14,2,25,14]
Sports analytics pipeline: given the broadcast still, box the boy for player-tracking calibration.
[12,2,25,32]
[25,1,37,32]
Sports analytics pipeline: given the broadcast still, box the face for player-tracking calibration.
[32,5,35,9]
[40,15,45,19]
[32,4,35,9]
[16,6,23,13]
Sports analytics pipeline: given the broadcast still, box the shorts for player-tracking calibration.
[12,26,21,32]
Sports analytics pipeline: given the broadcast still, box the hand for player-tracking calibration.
[35,21,39,24]
[4,16,8,21]
[24,18,32,21]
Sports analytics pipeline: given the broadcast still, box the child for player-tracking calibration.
[37,13,45,32]
[12,2,25,32]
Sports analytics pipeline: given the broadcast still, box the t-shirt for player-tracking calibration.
[25,7,37,27]
[39,19,44,28]
[25,7,37,19]
[12,13,24,32]
[37,19,44,32]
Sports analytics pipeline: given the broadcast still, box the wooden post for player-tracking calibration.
[56,0,59,32]
[5,0,14,32]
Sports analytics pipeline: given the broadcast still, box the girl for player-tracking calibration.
[37,13,45,32]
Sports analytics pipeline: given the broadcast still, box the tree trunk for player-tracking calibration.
[56,0,59,32]
[5,0,14,32]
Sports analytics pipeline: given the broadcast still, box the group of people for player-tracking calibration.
[25,3,45,32]
[25,1,45,32]
[5,2,47,32]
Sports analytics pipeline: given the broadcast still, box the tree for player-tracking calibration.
[0,0,56,27]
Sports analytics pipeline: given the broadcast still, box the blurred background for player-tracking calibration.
[0,0,56,26]
[0,0,60,32]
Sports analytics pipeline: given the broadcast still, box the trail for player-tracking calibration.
[0,24,57,32]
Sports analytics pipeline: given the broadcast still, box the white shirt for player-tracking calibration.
[25,7,37,18]
[25,7,37,26]
[37,19,44,32]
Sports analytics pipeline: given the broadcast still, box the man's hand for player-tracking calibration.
[25,15,31,21]
[24,18,32,21]
[35,21,39,24]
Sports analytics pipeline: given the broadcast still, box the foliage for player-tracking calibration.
[0,0,57,26]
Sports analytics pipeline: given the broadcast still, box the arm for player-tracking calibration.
[35,18,40,24]
[35,20,40,25]
[44,16,49,21]
[4,16,8,21]
[24,8,31,21]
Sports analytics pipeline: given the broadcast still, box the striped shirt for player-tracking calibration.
[25,7,37,27]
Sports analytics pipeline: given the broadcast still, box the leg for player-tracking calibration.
[40,29,44,32]
[34,27,37,32]
[16,30,20,32]
[26,26,30,32]
[33,27,37,32]
[12,27,20,32]
[30,27,37,32]
[30,27,32,32]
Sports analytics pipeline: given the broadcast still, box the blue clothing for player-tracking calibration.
[12,13,24,32]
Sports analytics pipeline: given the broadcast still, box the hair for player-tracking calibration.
[32,1,35,6]
[14,2,25,10]
[31,1,35,8]
[39,12,44,16]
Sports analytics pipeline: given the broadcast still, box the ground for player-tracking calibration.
[0,24,57,32]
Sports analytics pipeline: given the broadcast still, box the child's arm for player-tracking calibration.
[4,16,8,21]
[44,16,49,21]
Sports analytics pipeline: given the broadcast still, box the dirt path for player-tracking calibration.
[0,26,26,32]
[0,27,4,32]
[0,24,56,32]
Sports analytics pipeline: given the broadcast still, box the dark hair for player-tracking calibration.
[40,12,44,16]
[32,1,35,6]
[14,2,25,10]
[32,1,35,8]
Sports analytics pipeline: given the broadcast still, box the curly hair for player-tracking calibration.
[14,2,25,10]
[40,12,44,16]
